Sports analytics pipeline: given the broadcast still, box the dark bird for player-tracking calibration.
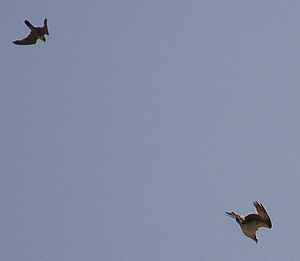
[226,201,272,243]
[13,19,49,45]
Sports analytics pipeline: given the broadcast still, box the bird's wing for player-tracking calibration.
[253,201,271,219]
[39,18,49,35]
[13,31,38,45]
[244,214,264,229]
[252,201,272,228]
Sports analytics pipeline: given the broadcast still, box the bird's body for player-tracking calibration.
[13,19,49,45]
[226,201,272,243]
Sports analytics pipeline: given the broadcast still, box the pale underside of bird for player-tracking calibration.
[226,201,272,243]
[13,19,49,45]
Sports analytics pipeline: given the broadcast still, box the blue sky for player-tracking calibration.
[2,1,300,260]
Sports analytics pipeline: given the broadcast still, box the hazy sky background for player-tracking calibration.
[2,1,300,260]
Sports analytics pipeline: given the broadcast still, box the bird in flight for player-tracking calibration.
[13,19,49,45]
[226,201,272,243]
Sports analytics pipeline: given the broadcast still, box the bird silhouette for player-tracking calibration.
[13,19,49,45]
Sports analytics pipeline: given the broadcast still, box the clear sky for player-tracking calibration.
[2,1,300,260]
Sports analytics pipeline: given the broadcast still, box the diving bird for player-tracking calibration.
[13,19,49,45]
[226,201,272,243]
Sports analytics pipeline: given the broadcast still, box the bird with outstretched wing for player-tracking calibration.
[226,201,272,243]
[13,19,49,45]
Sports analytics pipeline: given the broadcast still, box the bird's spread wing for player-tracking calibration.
[253,202,271,221]
[251,201,272,228]
[13,31,38,45]
[39,18,49,35]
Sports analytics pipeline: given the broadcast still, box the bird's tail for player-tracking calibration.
[225,211,244,224]
[25,20,34,30]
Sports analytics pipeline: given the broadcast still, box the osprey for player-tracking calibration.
[226,201,272,243]
[13,19,49,45]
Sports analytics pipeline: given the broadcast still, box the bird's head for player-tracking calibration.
[251,234,258,243]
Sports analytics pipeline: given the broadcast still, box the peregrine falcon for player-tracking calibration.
[226,201,272,243]
[13,19,49,45]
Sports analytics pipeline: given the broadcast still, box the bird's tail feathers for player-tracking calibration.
[225,211,236,218]
[25,20,34,30]
[225,211,244,223]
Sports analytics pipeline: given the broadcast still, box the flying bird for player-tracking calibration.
[226,201,272,243]
[13,19,49,45]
